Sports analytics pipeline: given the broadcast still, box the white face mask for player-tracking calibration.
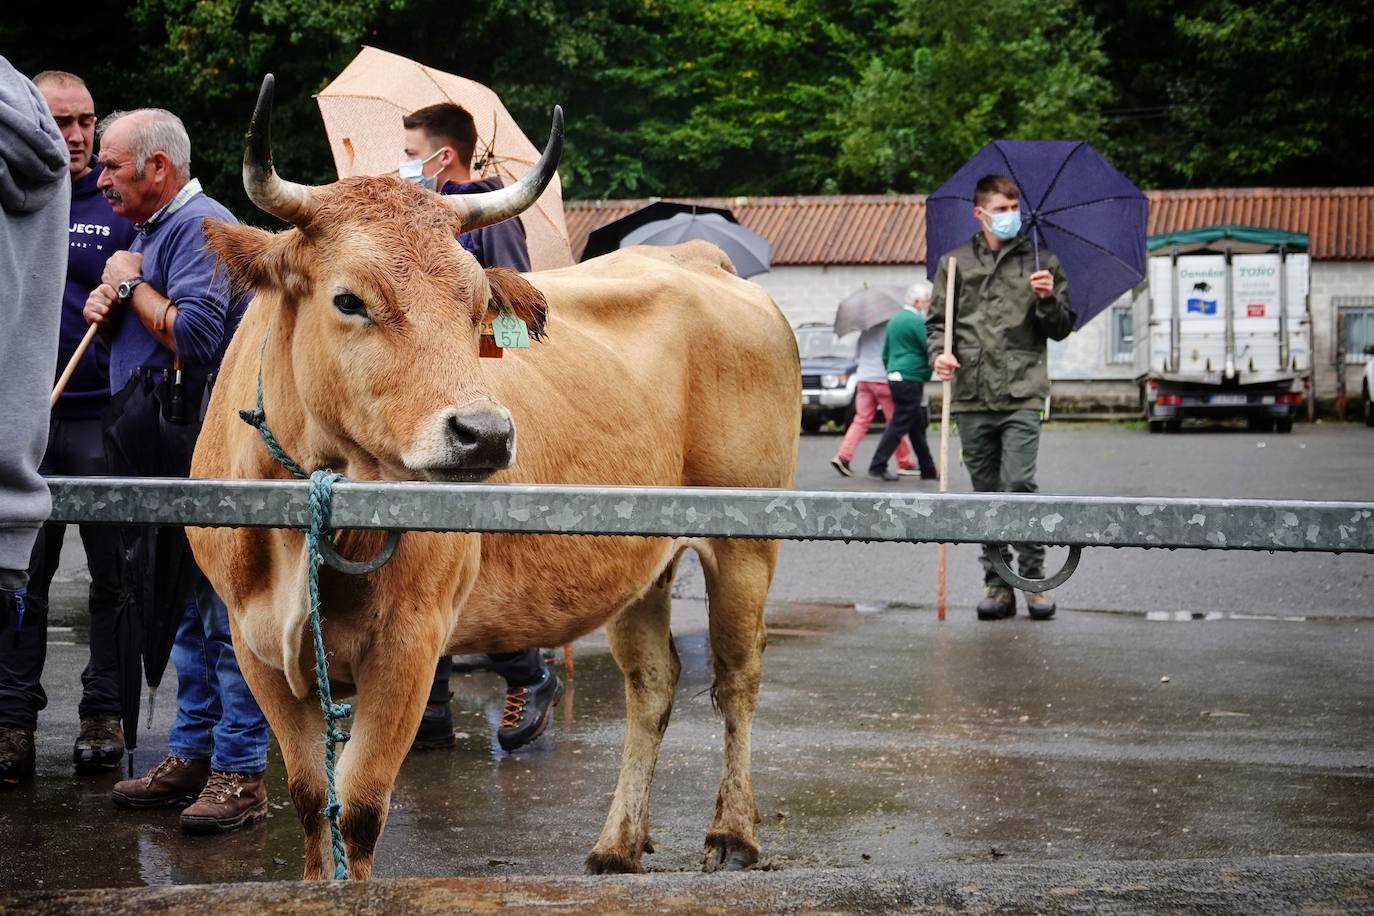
[397,148,444,190]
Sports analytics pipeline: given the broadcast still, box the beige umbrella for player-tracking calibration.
[316,46,573,271]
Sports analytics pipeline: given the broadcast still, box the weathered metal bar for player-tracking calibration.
[36,476,1374,554]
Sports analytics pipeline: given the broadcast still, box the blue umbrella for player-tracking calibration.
[925,140,1148,329]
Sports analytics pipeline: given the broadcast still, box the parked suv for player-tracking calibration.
[795,322,858,433]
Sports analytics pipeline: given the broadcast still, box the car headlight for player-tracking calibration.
[821,373,848,389]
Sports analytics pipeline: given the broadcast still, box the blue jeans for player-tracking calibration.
[167,580,269,773]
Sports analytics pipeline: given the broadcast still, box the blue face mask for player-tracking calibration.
[397,148,443,191]
[982,208,1022,241]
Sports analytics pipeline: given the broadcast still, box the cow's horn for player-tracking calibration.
[442,105,564,232]
[243,74,317,225]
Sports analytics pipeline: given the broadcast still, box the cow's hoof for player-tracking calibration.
[585,849,645,875]
[702,833,758,872]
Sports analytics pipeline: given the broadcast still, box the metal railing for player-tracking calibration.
[40,476,1374,590]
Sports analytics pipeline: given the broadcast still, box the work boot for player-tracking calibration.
[498,667,564,752]
[73,717,125,772]
[180,770,268,834]
[1025,589,1057,621]
[112,755,210,809]
[976,585,1016,621]
[410,702,457,752]
[0,727,35,788]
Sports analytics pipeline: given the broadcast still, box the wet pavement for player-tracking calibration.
[3,424,1373,906]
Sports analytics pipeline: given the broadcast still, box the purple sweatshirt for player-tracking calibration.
[108,184,247,392]
[441,176,531,271]
[55,158,136,418]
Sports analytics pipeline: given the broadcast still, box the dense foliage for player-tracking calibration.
[3,0,1368,219]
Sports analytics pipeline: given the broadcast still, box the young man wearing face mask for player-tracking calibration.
[925,174,1075,622]
[399,103,563,755]
[400,103,531,272]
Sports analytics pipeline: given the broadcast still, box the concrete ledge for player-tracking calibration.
[6,855,1372,914]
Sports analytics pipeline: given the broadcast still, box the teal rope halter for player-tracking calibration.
[238,328,351,880]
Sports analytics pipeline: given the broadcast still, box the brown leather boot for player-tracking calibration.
[976,585,1016,620]
[0,727,35,788]
[112,755,210,809]
[1025,589,1057,620]
[180,770,268,834]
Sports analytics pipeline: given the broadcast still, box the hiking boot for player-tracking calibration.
[0,727,35,789]
[73,717,125,772]
[868,467,899,482]
[112,755,210,809]
[410,702,456,752]
[180,770,268,834]
[976,586,1016,621]
[830,457,854,477]
[498,667,564,752]
[1025,589,1057,621]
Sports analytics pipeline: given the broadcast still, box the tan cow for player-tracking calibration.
[187,76,800,879]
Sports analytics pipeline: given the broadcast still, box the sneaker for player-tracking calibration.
[73,717,125,772]
[895,466,922,477]
[498,667,564,752]
[410,702,456,752]
[830,457,854,477]
[0,727,35,789]
[112,755,210,809]
[180,770,268,834]
[976,586,1016,621]
[1025,589,1057,621]
[867,467,899,482]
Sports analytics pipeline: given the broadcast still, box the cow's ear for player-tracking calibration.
[201,218,310,302]
[485,267,548,341]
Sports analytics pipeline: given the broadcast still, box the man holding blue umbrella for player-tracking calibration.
[926,174,1074,621]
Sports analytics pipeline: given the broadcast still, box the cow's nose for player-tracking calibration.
[445,401,514,468]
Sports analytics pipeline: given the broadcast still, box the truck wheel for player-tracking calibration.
[1365,384,1374,428]
[1275,418,1294,433]
[1148,420,1164,434]
[801,416,822,434]
[1247,416,1273,432]
[1165,420,1182,432]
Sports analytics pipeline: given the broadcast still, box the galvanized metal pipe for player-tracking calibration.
[37,477,1374,554]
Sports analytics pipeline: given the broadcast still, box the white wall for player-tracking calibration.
[1309,261,1374,402]
[752,265,923,328]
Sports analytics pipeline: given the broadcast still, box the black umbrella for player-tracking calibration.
[580,200,737,261]
[102,371,205,772]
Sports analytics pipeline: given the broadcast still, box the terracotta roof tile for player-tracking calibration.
[564,188,1374,265]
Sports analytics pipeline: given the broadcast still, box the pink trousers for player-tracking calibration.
[834,381,916,467]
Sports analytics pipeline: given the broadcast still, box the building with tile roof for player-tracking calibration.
[566,188,1374,415]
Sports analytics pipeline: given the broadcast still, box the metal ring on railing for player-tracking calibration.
[989,545,1082,593]
[318,530,402,575]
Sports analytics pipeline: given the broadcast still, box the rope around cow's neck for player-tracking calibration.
[238,326,351,880]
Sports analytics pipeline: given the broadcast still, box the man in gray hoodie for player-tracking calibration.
[0,55,70,786]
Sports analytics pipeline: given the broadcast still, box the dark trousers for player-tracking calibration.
[428,648,547,704]
[956,409,1046,586]
[868,380,937,476]
[0,417,122,731]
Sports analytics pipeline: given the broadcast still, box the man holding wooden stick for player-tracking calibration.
[0,71,135,787]
[926,175,1075,621]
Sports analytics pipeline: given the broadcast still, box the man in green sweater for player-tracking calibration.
[926,174,1075,621]
[867,281,937,482]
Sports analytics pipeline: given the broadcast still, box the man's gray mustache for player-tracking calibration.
[102,189,123,202]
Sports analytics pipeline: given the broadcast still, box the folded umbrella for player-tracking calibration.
[834,283,908,338]
[620,212,772,278]
[925,140,1148,328]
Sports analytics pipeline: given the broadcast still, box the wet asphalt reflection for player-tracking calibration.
[1,597,1370,890]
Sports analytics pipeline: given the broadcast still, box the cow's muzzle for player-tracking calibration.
[403,399,515,480]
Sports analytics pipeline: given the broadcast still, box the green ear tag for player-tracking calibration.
[493,308,531,349]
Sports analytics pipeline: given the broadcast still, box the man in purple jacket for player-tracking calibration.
[0,71,135,787]
[400,103,564,755]
[83,107,267,834]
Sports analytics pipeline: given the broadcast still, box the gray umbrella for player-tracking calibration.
[620,212,772,277]
[833,283,909,338]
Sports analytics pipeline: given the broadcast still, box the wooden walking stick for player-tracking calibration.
[50,323,99,409]
[936,256,957,621]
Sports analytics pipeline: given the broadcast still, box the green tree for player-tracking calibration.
[835,0,1112,192]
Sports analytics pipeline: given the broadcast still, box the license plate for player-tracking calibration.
[1210,394,1247,405]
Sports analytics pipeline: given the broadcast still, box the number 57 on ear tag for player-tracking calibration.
[493,309,531,349]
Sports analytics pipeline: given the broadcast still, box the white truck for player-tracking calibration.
[1133,226,1311,433]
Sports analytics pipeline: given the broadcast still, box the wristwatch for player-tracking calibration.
[117,275,146,301]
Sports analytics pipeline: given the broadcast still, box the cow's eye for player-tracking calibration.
[333,293,368,317]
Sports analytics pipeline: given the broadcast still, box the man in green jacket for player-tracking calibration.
[926,174,1075,620]
[868,281,938,481]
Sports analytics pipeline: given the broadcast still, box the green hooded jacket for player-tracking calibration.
[925,232,1075,413]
